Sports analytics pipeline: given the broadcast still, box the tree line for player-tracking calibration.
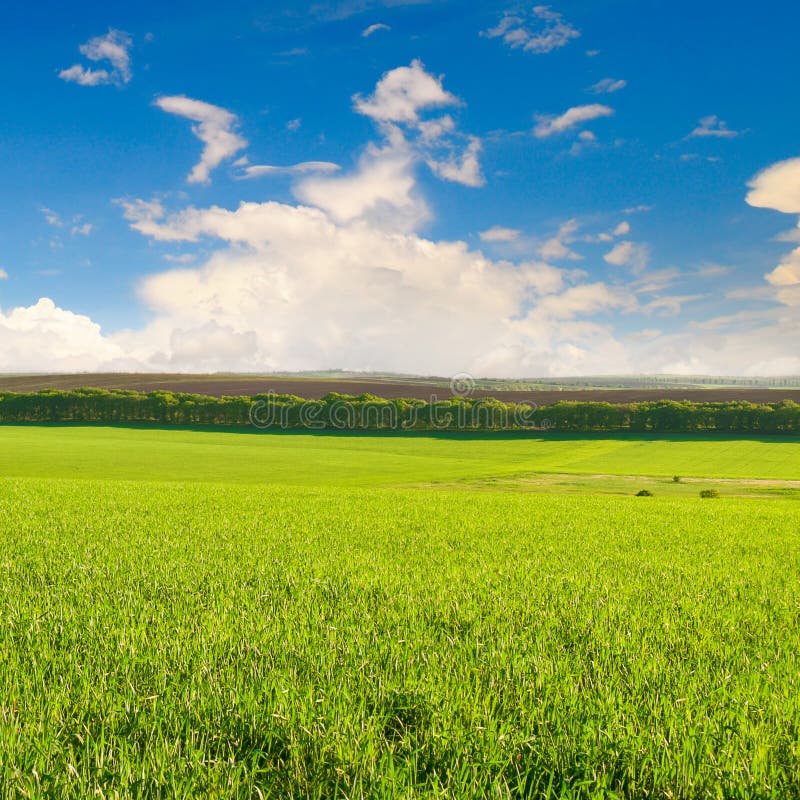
[0,388,798,434]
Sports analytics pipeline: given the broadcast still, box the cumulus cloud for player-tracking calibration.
[0,269,8,280]
[111,197,638,376]
[426,136,484,187]
[603,240,650,272]
[538,219,581,261]
[534,104,613,138]
[483,6,579,54]
[746,157,800,290]
[0,298,131,372]
[746,158,800,214]
[353,59,459,123]
[154,96,248,184]
[589,78,626,94]
[765,249,800,287]
[362,23,391,37]
[480,226,520,242]
[292,62,483,227]
[59,29,133,87]
[294,132,428,230]
[613,221,630,236]
[688,115,738,139]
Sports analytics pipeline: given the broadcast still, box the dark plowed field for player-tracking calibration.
[1,374,799,404]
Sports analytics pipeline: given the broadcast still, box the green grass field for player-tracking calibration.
[1,426,799,797]
[1,425,799,486]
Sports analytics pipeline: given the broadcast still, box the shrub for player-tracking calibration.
[700,489,719,498]
[636,489,654,497]
[673,476,681,483]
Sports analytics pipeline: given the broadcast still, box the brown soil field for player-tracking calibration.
[1,374,799,405]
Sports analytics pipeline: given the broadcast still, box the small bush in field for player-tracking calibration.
[636,489,654,496]
[700,489,719,498]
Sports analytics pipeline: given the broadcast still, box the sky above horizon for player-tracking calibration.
[1,0,799,377]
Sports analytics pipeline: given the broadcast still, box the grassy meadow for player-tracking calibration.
[0,425,799,797]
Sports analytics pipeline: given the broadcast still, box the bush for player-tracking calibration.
[636,489,654,497]
[700,489,719,498]
[673,476,681,483]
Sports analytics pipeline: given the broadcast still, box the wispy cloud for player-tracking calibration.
[362,23,391,37]
[589,77,626,94]
[534,104,613,138]
[239,161,341,179]
[688,115,738,139]
[0,269,8,280]
[483,6,580,54]
[40,207,63,227]
[480,226,520,242]
[59,29,133,87]
[154,96,248,184]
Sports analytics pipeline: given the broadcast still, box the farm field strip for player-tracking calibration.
[0,426,798,487]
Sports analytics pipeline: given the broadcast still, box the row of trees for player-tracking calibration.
[1,388,799,433]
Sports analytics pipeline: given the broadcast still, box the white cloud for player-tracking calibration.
[632,268,682,293]
[59,30,133,87]
[426,136,484,187]
[480,226,520,242]
[623,204,653,214]
[286,117,302,132]
[538,219,581,261]
[111,197,636,376]
[534,104,613,138]
[688,115,738,139]
[746,157,800,292]
[695,263,732,279]
[353,59,459,123]
[362,23,391,37]
[0,298,132,372]
[483,6,580,54]
[294,132,427,230]
[613,221,630,236]
[292,63,482,227]
[72,223,93,236]
[0,269,8,280]
[643,294,705,316]
[154,96,248,184]
[239,161,341,179]
[604,240,650,272]
[589,78,626,94]
[40,207,63,227]
[765,248,800,287]
[774,227,800,243]
[746,158,800,214]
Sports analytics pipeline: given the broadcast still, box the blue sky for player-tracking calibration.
[1,0,799,375]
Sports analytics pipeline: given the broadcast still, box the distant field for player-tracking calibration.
[1,427,799,797]
[2,372,800,403]
[0,425,799,485]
